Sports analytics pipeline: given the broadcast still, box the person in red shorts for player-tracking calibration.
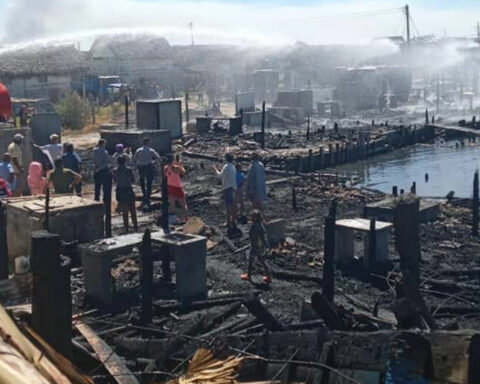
[164,154,188,220]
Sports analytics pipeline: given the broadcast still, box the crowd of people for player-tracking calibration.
[0,133,270,282]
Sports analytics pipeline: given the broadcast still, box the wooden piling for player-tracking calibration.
[185,92,190,123]
[31,230,71,358]
[425,108,429,125]
[306,115,310,141]
[261,101,266,149]
[322,201,336,304]
[473,170,479,236]
[104,173,112,238]
[0,201,7,279]
[393,195,422,285]
[124,94,129,128]
[140,229,153,324]
[367,219,376,278]
[160,160,170,233]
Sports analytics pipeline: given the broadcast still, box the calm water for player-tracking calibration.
[335,142,480,198]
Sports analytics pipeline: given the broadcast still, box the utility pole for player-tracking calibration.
[189,22,195,46]
[405,4,411,45]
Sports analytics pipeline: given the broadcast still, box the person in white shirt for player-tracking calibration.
[134,138,160,208]
[214,152,240,236]
[33,134,63,169]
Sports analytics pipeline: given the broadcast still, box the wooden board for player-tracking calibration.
[75,321,139,384]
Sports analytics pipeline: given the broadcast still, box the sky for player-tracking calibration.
[0,0,479,47]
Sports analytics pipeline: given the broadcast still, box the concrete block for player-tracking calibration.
[100,129,171,155]
[266,219,285,247]
[243,111,269,127]
[6,195,104,264]
[151,232,207,303]
[80,232,146,308]
[196,117,211,133]
[136,99,182,139]
[235,92,255,114]
[364,198,441,223]
[30,113,61,146]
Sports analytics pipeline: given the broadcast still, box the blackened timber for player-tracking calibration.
[125,94,129,128]
[322,202,336,303]
[367,218,376,277]
[31,230,72,358]
[261,101,266,149]
[474,170,479,236]
[242,292,286,332]
[140,229,153,324]
[393,195,421,285]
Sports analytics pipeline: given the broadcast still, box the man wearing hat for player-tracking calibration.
[33,133,63,169]
[8,133,24,196]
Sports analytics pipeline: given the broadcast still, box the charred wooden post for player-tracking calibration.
[124,93,129,128]
[44,187,50,231]
[473,170,479,236]
[322,200,336,303]
[185,92,190,123]
[393,195,422,285]
[243,292,286,331]
[104,173,112,238]
[367,219,376,278]
[311,291,345,330]
[392,186,398,197]
[328,144,333,166]
[425,108,429,125]
[308,149,314,172]
[400,189,405,195]
[0,201,7,279]
[261,101,266,149]
[306,115,310,141]
[31,230,72,358]
[159,159,170,233]
[140,229,153,324]
[411,182,417,195]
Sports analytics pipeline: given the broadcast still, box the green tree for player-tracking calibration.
[56,92,90,130]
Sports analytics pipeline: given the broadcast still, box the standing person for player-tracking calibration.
[17,104,28,127]
[113,155,138,233]
[247,152,267,212]
[62,143,82,195]
[7,133,24,196]
[33,134,62,169]
[134,138,160,209]
[164,154,188,220]
[0,153,15,194]
[93,139,111,202]
[27,162,47,195]
[241,210,271,283]
[214,152,240,237]
[235,163,247,224]
[47,158,82,194]
[112,143,132,168]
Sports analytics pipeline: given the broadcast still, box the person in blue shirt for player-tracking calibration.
[235,163,247,224]
[0,153,15,193]
[62,143,82,195]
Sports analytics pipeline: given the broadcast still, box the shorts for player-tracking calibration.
[168,185,185,199]
[224,187,235,208]
[249,247,266,261]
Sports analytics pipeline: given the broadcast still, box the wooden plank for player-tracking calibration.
[75,321,140,384]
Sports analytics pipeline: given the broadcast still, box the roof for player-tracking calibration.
[0,44,88,77]
[90,34,172,59]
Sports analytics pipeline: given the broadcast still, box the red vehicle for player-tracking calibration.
[0,83,11,122]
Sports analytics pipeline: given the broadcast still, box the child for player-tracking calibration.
[27,161,47,195]
[164,153,188,220]
[241,210,272,283]
[235,163,247,224]
[0,178,11,199]
[113,155,138,233]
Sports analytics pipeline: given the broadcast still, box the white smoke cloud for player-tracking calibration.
[1,0,480,47]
